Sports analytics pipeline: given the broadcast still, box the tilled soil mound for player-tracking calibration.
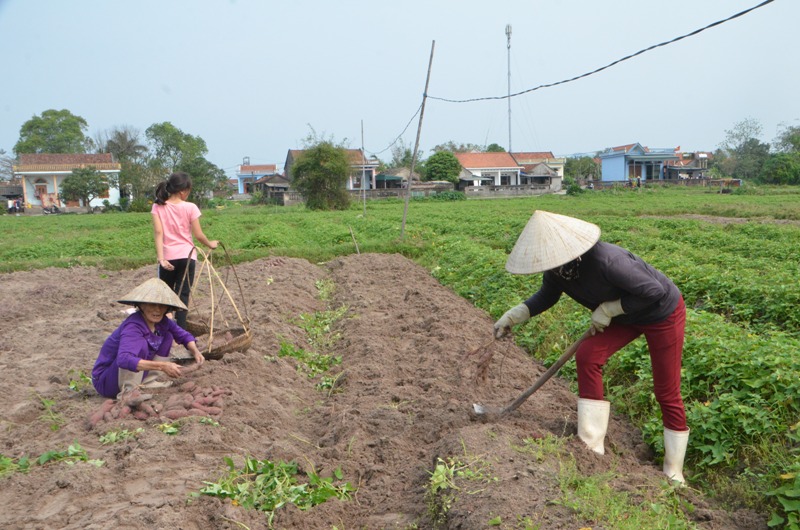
[0,254,766,529]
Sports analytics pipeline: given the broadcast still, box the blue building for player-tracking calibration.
[599,143,679,183]
[235,158,278,194]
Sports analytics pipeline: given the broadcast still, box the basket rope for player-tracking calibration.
[185,245,252,359]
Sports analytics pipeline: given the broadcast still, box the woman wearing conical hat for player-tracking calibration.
[494,211,689,485]
[92,278,205,399]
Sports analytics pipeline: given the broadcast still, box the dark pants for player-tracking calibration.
[575,297,687,431]
[158,258,195,329]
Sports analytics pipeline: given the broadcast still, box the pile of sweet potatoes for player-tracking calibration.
[87,380,231,428]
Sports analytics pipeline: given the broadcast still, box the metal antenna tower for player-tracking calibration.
[506,24,512,153]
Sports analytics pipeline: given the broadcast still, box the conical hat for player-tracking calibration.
[505,210,601,274]
[118,278,188,311]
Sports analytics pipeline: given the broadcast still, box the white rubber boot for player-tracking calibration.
[663,428,690,484]
[577,398,611,455]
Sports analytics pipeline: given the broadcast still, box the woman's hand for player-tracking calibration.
[159,361,183,378]
[187,341,205,366]
[159,258,175,271]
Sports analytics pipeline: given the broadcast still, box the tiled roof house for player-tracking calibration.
[13,153,122,209]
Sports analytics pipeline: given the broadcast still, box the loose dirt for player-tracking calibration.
[0,254,767,529]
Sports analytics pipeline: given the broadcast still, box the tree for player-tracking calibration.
[736,137,770,180]
[145,122,207,173]
[122,157,167,210]
[97,125,148,162]
[390,140,415,168]
[565,156,599,180]
[60,167,110,212]
[431,141,483,153]
[773,122,800,154]
[761,153,800,185]
[14,109,93,154]
[178,156,228,204]
[292,140,351,210]
[485,143,506,152]
[94,125,153,203]
[424,151,462,183]
[0,149,14,182]
[716,118,769,180]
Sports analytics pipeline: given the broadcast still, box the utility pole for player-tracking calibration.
[506,24,512,153]
[400,40,435,240]
[361,120,366,216]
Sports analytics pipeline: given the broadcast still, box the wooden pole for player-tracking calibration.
[361,120,366,216]
[401,40,435,240]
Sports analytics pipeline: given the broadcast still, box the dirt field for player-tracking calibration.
[0,253,767,529]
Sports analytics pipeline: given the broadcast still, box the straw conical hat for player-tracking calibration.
[505,210,601,274]
[118,278,188,311]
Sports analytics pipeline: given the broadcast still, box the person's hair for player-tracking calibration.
[154,172,193,205]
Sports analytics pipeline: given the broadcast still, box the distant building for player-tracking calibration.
[454,152,523,189]
[665,150,713,179]
[511,151,566,178]
[13,153,122,210]
[598,143,679,182]
[235,159,277,194]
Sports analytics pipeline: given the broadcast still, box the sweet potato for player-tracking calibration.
[89,400,116,427]
[180,381,197,393]
[133,410,149,420]
[193,395,217,406]
[120,391,153,408]
[139,403,156,417]
[192,403,223,416]
[164,394,183,409]
[163,409,190,420]
[180,363,202,375]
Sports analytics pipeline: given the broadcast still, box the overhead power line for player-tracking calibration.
[365,102,423,157]
[428,0,775,104]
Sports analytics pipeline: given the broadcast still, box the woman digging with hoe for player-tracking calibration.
[92,278,205,399]
[493,210,690,484]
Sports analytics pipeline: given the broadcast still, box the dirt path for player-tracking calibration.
[0,254,766,529]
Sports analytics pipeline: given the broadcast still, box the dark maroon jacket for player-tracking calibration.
[523,241,681,325]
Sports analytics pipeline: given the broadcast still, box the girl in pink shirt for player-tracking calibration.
[151,172,218,329]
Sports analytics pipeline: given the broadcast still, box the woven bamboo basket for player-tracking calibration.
[182,244,253,361]
[184,318,210,337]
[202,327,253,360]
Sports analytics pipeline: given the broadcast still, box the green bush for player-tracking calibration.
[127,197,151,213]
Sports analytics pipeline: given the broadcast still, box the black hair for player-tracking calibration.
[154,172,193,205]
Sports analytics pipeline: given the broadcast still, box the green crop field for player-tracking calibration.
[3,185,800,527]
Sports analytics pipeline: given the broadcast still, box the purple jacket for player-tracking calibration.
[92,312,196,398]
[524,241,681,325]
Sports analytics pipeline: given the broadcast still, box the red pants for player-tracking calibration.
[575,297,687,431]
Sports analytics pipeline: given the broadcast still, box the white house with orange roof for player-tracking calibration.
[13,153,122,210]
[511,151,566,178]
[453,152,523,188]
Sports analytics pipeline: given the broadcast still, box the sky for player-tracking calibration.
[1,0,797,178]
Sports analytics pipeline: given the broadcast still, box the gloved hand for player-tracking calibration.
[591,299,625,334]
[494,304,530,338]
